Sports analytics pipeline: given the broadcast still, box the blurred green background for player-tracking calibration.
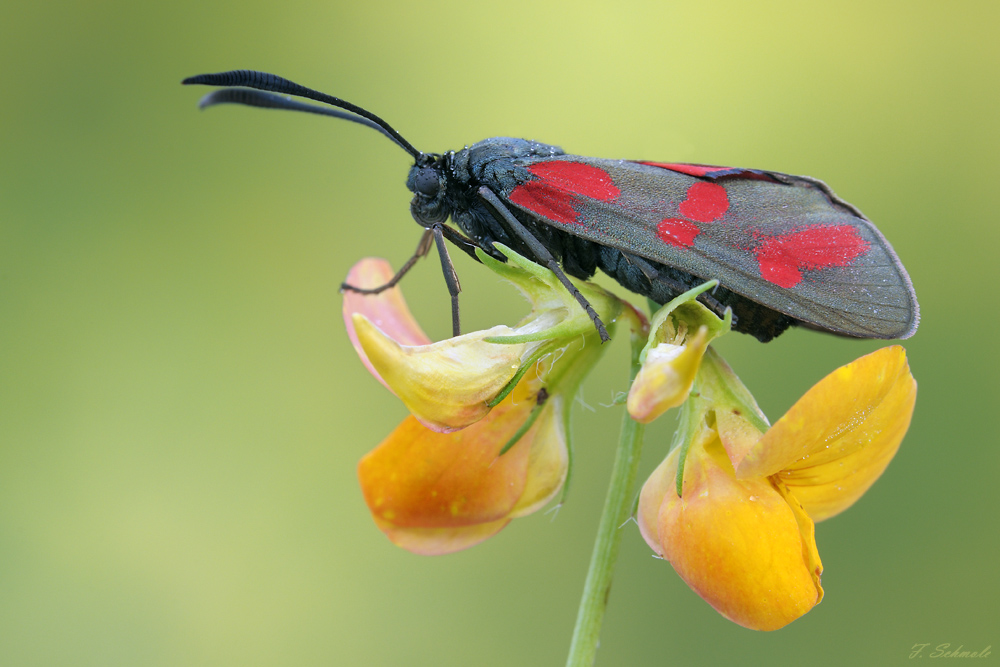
[1,0,996,665]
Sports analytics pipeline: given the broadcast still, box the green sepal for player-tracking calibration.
[696,348,770,434]
[641,281,732,364]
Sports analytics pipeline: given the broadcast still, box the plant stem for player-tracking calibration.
[565,326,646,667]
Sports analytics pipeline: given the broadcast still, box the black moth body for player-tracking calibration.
[184,71,919,343]
[410,138,799,341]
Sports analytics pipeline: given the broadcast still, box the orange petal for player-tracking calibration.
[357,378,552,555]
[737,346,917,521]
[371,516,511,556]
[636,443,684,553]
[342,258,431,391]
[648,434,822,631]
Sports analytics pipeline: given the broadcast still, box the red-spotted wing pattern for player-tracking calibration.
[504,157,917,339]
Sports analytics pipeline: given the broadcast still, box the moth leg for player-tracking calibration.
[622,252,661,284]
[340,228,434,295]
[440,225,498,262]
[432,224,462,337]
[477,186,611,343]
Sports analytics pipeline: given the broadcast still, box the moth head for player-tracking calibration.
[407,154,450,225]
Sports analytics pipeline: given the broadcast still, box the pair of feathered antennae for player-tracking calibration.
[182,70,421,159]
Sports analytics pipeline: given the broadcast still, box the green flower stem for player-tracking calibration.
[566,321,647,667]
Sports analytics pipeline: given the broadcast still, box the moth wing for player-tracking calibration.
[502,156,917,339]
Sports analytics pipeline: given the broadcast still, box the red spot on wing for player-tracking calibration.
[640,162,730,177]
[527,161,620,200]
[656,218,700,248]
[508,161,619,225]
[507,180,579,224]
[638,161,773,181]
[652,182,728,249]
[679,181,729,222]
[754,225,870,288]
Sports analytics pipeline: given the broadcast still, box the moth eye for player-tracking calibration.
[414,168,439,196]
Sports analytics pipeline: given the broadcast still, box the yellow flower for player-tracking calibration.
[637,346,916,630]
[343,246,622,554]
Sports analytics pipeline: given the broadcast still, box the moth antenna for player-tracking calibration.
[196,88,409,152]
[182,70,422,159]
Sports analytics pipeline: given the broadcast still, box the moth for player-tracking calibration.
[184,70,918,343]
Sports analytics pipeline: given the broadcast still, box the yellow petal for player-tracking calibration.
[773,479,824,606]
[627,326,709,424]
[342,259,431,392]
[354,314,527,432]
[737,346,917,521]
[509,395,568,517]
[648,433,822,631]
